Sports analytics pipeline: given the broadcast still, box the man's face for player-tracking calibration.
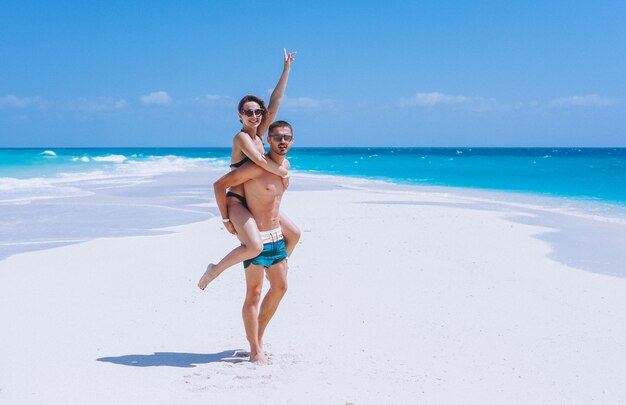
[267,126,294,156]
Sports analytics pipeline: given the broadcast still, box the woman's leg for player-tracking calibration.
[198,201,263,290]
[278,211,301,257]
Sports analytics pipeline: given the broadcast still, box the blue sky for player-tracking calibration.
[1,1,625,147]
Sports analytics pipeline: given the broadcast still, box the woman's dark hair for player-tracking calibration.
[237,95,267,115]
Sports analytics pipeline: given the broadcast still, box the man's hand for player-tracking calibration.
[282,176,290,190]
[224,221,237,235]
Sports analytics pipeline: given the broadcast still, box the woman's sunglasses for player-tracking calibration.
[241,109,264,117]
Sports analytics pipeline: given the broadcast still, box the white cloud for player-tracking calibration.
[75,98,127,113]
[399,92,484,107]
[1,95,33,108]
[200,94,236,107]
[140,91,172,105]
[261,89,336,110]
[205,94,234,102]
[547,94,613,108]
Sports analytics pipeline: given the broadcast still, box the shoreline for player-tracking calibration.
[294,173,626,278]
[293,170,626,214]
[2,171,626,277]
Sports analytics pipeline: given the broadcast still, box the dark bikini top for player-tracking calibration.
[230,132,265,168]
[230,128,263,167]
[230,155,251,168]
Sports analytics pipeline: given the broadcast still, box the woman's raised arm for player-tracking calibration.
[256,48,296,137]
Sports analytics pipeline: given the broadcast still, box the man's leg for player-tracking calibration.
[278,211,301,257]
[243,264,269,364]
[257,260,289,350]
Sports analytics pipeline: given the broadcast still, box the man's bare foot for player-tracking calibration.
[250,351,271,365]
[258,341,272,357]
[197,264,218,290]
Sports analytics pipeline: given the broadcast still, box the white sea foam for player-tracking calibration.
[72,156,91,162]
[0,155,228,204]
[92,154,127,163]
[41,150,57,157]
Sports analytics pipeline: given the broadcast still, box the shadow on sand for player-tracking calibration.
[97,350,248,368]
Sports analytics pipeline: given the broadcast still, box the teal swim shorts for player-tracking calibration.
[244,228,288,269]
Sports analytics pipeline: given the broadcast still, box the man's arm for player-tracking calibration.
[214,162,262,224]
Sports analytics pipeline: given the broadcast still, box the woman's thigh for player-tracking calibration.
[228,200,262,247]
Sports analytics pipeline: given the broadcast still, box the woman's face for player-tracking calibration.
[239,101,264,129]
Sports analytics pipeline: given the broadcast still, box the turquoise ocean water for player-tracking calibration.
[1,147,625,260]
[2,147,625,204]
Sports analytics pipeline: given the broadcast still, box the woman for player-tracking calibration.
[198,49,300,290]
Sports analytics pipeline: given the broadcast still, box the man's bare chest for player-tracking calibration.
[244,172,283,202]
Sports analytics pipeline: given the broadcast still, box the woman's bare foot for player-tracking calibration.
[197,264,218,290]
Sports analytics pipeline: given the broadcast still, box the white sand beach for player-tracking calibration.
[2,175,626,404]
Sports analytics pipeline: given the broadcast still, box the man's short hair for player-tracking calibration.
[268,120,293,135]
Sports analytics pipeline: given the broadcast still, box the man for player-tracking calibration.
[212,120,295,365]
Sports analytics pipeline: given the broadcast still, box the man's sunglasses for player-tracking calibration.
[271,134,293,142]
[241,109,264,117]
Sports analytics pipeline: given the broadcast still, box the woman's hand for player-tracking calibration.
[284,48,296,69]
[258,48,296,137]
[282,176,290,190]
[224,221,237,235]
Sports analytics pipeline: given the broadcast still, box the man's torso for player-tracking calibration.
[243,170,284,231]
